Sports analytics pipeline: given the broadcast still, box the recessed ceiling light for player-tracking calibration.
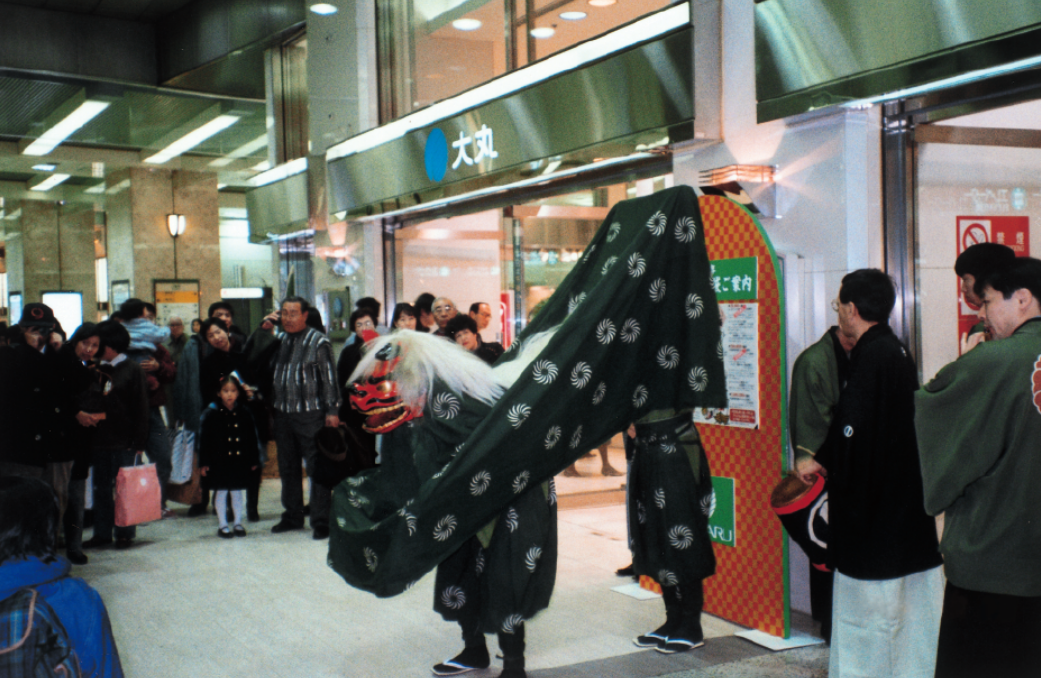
[23,99,111,156]
[30,173,71,192]
[143,114,240,164]
[310,3,337,15]
[560,11,587,20]
[530,26,555,38]
[32,164,57,172]
[452,18,482,31]
[588,0,615,6]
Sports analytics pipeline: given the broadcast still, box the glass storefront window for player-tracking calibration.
[915,111,1041,382]
[378,0,675,120]
[394,174,671,344]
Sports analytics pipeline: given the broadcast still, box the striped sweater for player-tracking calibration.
[271,327,342,415]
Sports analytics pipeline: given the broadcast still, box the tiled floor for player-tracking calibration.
[77,471,826,678]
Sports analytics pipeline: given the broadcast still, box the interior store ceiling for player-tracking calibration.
[0,0,275,210]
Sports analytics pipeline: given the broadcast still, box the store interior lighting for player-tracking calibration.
[144,114,241,165]
[700,165,776,186]
[452,18,482,31]
[22,97,111,157]
[588,0,616,6]
[310,3,337,15]
[32,164,57,172]
[326,3,690,163]
[530,27,556,38]
[29,173,71,192]
[560,11,587,20]
[699,165,779,218]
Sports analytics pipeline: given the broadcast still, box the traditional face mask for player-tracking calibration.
[349,343,419,433]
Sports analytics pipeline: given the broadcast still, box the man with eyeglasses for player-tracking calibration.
[916,257,1041,678]
[431,297,458,338]
[803,269,943,678]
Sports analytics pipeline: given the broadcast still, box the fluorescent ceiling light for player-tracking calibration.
[326,3,689,163]
[452,18,482,31]
[560,11,587,20]
[30,173,71,192]
[221,287,265,299]
[23,100,110,156]
[588,0,616,6]
[144,114,241,164]
[209,134,270,167]
[250,157,307,187]
[84,183,106,194]
[32,164,57,172]
[530,27,555,38]
[252,160,272,172]
[310,3,337,15]
[842,54,1041,108]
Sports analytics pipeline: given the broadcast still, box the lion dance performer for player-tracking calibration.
[330,186,728,677]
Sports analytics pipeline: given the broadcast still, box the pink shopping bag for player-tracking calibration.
[115,460,162,527]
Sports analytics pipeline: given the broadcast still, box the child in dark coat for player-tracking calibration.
[199,375,260,538]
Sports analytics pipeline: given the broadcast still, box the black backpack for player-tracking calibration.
[0,588,82,677]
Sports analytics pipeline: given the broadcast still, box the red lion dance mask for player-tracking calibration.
[349,343,420,433]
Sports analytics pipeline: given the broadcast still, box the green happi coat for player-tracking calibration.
[916,317,1041,597]
[328,186,728,597]
[789,328,849,463]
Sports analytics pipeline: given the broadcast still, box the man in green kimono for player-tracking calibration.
[916,257,1041,678]
[788,325,853,643]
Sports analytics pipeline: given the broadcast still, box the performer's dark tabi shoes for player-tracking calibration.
[432,645,491,676]
[498,657,525,678]
[655,623,705,654]
[633,621,679,649]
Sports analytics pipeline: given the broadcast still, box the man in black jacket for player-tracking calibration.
[804,270,943,678]
[0,303,65,479]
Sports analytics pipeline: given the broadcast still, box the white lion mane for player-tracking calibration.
[348,332,505,411]
[347,326,561,414]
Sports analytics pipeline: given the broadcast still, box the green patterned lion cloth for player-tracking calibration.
[329,185,727,597]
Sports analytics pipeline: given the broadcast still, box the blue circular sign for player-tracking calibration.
[425,128,448,182]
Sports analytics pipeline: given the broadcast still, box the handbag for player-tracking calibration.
[169,425,195,484]
[313,424,377,488]
[114,454,163,527]
[166,453,203,506]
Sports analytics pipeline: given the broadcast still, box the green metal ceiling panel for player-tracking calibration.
[755,0,1041,121]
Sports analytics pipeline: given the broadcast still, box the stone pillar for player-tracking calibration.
[8,201,97,325]
[105,167,221,314]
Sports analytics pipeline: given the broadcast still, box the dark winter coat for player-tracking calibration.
[0,343,65,467]
[92,358,149,452]
[58,349,104,476]
[199,343,248,403]
[198,401,261,490]
[816,324,942,580]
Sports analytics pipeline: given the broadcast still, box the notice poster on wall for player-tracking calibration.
[154,280,200,329]
[693,301,759,428]
[956,216,1030,349]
